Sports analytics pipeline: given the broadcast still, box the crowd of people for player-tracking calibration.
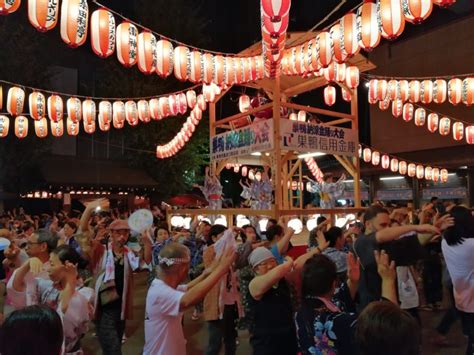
[0,198,472,355]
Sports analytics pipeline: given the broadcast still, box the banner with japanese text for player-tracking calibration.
[210,120,274,161]
[280,120,358,157]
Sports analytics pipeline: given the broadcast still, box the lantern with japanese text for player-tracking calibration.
[168,95,179,116]
[439,117,451,136]
[342,87,352,102]
[0,116,9,137]
[116,22,138,67]
[29,0,60,31]
[372,151,381,166]
[149,98,160,120]
[452,122,464,141]
[399,160,407,175]
[402,0,432,24]
[462,78,474,106]
[377,0,405,40]
[398,80,409,102]
[432,167,440,182]
[7,87,25,115]
[60,0,89,47]
[465,125,474,144]
[0,0,20,14]
[137,31,157,75]
[29,92,46,120]
[14,116,28,139]
[51,119,64,137]
[173,46,189,81]
[392,99,403,117]
[98,100,112,131]
[47,95,63,122]
[407,163,416,177]
[369,79,378,103]
[330,24,347,63]
[390,158,399,172]
[363,148,372,163]
[188,51,202,83]
[125,100,138,126]
[377,79,388,101]
[433,79,447,104]
[34,117,48,138]
[83,119,96,134]
[112,101,126,129]
[67,97,81,122]
[324,85,336,106]
[409,80,420,103]
[425,166,433,180]
[357,1,381,51]
[402,103,414,122]
[416,164,424,179]
[186,90,197,109]
[414,107,426,126]
[316,31,333,68]
[387,80,398,100]
[239,95,250,113]
[448,78,462,105]
[214,55,226,85]
[340,13,360,57]
[90,9,115,58]
[381,154,390,169]
[82,99,96,125]
[420,80,433,104]
[197,94,207,111]
[157,97,170,118]
[177,93,187,115]
[202,53,214,84]
[156,39,174,78]
[66,116,80,135]
[379,97,390,110]
[427,113,439,133]
[224,56,235,86]
[346,66,359,89]
[440,169,448,183]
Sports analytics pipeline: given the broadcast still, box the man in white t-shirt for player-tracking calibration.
[143,242,236,355]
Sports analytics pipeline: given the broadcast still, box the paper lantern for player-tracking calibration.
[346,66,359,88]
[342,87,352,102]
[432,167,440,182]
[298,110,307,122]
[111,101,125,128]
[329,24,347,63]
[377,0,405,40]
[202,84,215,103]
[340,13,360,57]
[462,78,474,105]
[388,79,398,100]
[372,151,381,166]
[98,101,112,131]
[357,2,381,51]
[60,0,89,47]
[67,97,81,122]
[0,0,20,14]
[239,95,250,113]
[369,79,379,103]
[224,56,235,85]
[82,99,96,125]
[420,80,433,104]
[186,90,197,109]
[425,166,433,180]
[316,31,333,68]
[415,164,424,179]
[448,78,462,105]
[414,107,426,126]
[34,117,48,138]
[187,51,202,83]
[440,169,448,183]
[214,55,226,85]
[51,119,64,137]
[29,92,46,120]
[83,119,96,134]
[427,113,439,133]
[452,122,464,141]
[137,32,157,74]
[149,98,160,120]
[191,106,202,122]
[90,9,115,58]
[377,79,388,101]
[157,97,170,118]
[235,57,245,84]
[378,97,390,110]
[439,117,451,136]
[390,158,399,172]
[156,39,174,78]
[47,95,63,122]
[324,85,336,106]
[433,79,447,104]
[465,125,474,144]
[7,87,25,115]
[168,94,179,116]
[407,163,416,177]
[289,112,297,121]
[402,103,414,121]
[392,99,403,117]
[125,100,138,126]
[381,154,390,169]
[399,160,407,175]
[177,93,187,115]
[14,116,28,139]
[0,115,9,137]
[202,53,214,84]
[28,0,60,31]
[398,80,409,102]
[402,0,433,24]
[197,94,207,111]
[261,0,291,19]
[409,80,420,103]
[363,148,372,162]
[66,116,80,135]
[172,46,189,81]
[433,0,456,7]
[241,166,248,177]
[116,22,138,67]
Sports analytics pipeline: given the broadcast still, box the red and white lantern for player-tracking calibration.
[377,0,406,40]
[432,168,440,182]
[392,99,403,117]
[188,51,202,83]
[340,13,360,57]
[390,158,399,172]
[433,79,447,104]
[51,119,64,137]
[29,0,60,32]
[316,31,333,68]
[14,116,28,139]
[98,100,112,130]
[156,40,174,78]
[137,31,157,74]
[116,22,138,67]
[289,112,297,121]
[402,0,433,24]
[298,110,307,122]
[369,79,379,103]
[372,150,381,166]
[377,79,388,101]
[34,117,48,138]
[47,95,64,122]
[416,164,424,179]
[433,0,456,7]
[82,99,96,125]
[7,87,25,115]
[448,78,462,105]
[239,95,250,113]
[346,66,359,88]
[439,117,451,136]
[0,116,9,138]
[330,24,348,63]
[0,0,20,14]
[440,169,449,183]
[324,85,336,106]
[186,90,197,109]
[425,166,433,180]
[402,103,414,122]
[357,2,381,51]
[66,116,80,135]
[90,9,115,58]
[67,97,81,123]
[202,53,214,85]
[149,99,160,120]
[414,107,426,126]
[363,148,372,162]
[452,122,464,141]
[113,101,126,128]
[60,0,89,47]
[342,87,352,102]
[398,80,409,102]
[407,163,416,177]
[462,78,474,106]
[83,119,96,134]
[137,100,150,122]
[420,80,433,104]
[427,113,439,133]
[125,100,138,126]
[214,55,226,85]
[399,160,407,175]
[177,93,187,115]
[197,94,206,111]
[224,56,235,86]
[261,0,291,19]
[379,97,390,110]
[409,80,420,103]
[381,154,390,169]
[173,46,190,81]
[465,125,474,144]
[29,92,46,120]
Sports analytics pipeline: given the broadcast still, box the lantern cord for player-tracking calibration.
[92,0,236,56]
[361,72,474,81]
[0,79,201,101]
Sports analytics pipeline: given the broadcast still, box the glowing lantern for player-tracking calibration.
[402,103,414,122]
[342,87,352,102]
[156,40,174,78]
[191,106,202,121]
[168,95,179,116]
[462,78,474,105]
[433,79,447,104]
[465,125,474,144]
[289,112,297,121]
[157,97,170,118]
[47,95,63,122]
[398,80,409,101]
[60,0,89,47]
[390,158,399,172]
[298,110,307,122]
[90,9,115,58]
[202,53,214,84]
[137,32,157,74]
[261,0,291,19]
[29,92,46,120]
[14,116,28,139]
[330,24,347,63]
[214,55,225,85]
[185,90,197,110]
[197,94,207,111]
[323,62,342,83]
[372,151,381,166]
[172,46,189,81]
[248,169,255,180]
[399,160,407,175]
[381,154,390,169]
[420,80,433,104]
[379,97,390,110]
[407,163,416,177]
[83,119,95,134]
[324,85,336,106]
[67,97,81,122]
[409,80,420,103]
[392,99,403,117]
[439,117,451,136]
[241,166,248,177]
[448,78,462,105]
[427,113,439,133]
[34,117,48,138]
[369,79,378,102]
[0,116,9,137]
[0,0,20,14]
[388,79,398,100]
[239,95,250,113]
[177,93,187,115]
[316,31,333,68]
[346,66,359,88]
[125,101,138,126]
[98,101,112,131]
[29,0,60,31]
[187,51,202,83]
[377,79,388,101]
[440,169,448,183]
[452,122,464,141]
[425,166,433,180]
[202,84,216,103]
[357,2,381,51]
[402,0,433,24]
[432,168,440,182]
[233,165,239,173]
[433,0,456,7]
[234,58,244,84]
[377,0,405,40]
[414,107,426,126]
[113,101,126,128]
[340,13,360,57]
[116,22,138,67]
[416,164,424,179]
[51,119,64,137]
[149,98,160,120]
[224,56,235,86]
[363,148,372,162]
[82,99,96,125]
[7,87,25,115]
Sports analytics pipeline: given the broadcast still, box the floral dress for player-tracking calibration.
[295,283,357,355]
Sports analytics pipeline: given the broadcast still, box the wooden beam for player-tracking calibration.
[281,102,354,121]
[279,207,365,216]
[272,76,282,218]
[351,87,361,207]
[283,76,327,97]
[215,103,273,127]
[334,155,356,177]
[325,118,352,126]
[216,160,228,175]
[288,159,301,179]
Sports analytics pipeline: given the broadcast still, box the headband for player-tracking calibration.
[157,255,190,267]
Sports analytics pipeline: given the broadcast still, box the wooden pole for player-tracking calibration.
[210,101,217,174]
[351,88,361,207]
[272,76,282,219]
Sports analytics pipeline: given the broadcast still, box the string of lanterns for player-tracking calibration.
[304,157,324,183]
[360,144,449,183]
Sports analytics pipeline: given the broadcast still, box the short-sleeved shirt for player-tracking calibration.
[270,244,285,264]
[143,279,187,355]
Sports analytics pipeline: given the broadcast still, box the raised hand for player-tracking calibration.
[374,250,396,281]
[346,252,360,282]
[315,230,329,251]
[218,247,237,271]
[434,214,455,231]
[85,198,109,211]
